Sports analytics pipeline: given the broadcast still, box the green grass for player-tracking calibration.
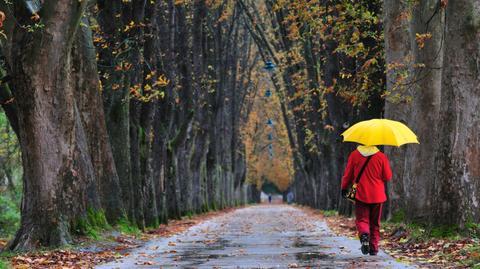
[465,222,480,238]
[0,258,11,269]
[429,225,461,239]
[385,213,480,241]
[86,208,110,230]
[201,203,210,213]
[116,218,141,236]
[459,244,480,268]
[184,211,194,219]
[383,222,425,242]
[72,208,111,240]
[0,195,20,237]
[386,209,480,240]
[321,210,338,217]
[390,209,406,223]
[84,224,100,239]
[384,222,462,242]
[0,249,22,260]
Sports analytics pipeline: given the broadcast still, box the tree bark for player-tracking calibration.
[383,0,413,219]
[384,0,444,222]
[435,0,480,225]
[9,0,92,250]
[97,0,136,223]
[73,18,125,223]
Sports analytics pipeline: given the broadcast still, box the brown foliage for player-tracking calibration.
[242,77,294,192]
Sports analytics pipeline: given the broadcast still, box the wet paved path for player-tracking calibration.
[97,205,416,268]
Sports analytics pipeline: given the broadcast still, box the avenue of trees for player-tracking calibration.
[0,0,479,252]
[242,0,480,227]
[0,0,260,251]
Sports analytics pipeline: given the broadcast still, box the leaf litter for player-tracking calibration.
[5,207,241,268]
[297,205,479,269]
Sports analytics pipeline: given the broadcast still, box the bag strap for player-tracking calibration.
[354,155,373,184]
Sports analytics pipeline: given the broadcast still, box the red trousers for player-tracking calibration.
[355,201,383,253]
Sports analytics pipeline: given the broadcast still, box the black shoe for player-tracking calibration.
[360,233,370,255]
[369,250,378,256]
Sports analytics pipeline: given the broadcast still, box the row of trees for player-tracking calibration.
[243,0,480,226]
[0,0,260,251]
[242,70,294,194]
[241,0,383,212]
[1,0,478,252]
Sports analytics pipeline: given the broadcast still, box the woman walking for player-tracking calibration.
[341,145,392,255]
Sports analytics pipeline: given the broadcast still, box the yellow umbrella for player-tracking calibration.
[341,119,419,147]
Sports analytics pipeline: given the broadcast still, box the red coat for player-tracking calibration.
[341,149,392,204]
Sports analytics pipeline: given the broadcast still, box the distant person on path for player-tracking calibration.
[268,194,272,203]
[341,145,392,256]
[287,191,294,204]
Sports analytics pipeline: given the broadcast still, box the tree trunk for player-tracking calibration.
[9,0,91,250]
[97,0,136,223]
[73,18,125,223]
[190,0,209,213]
[384,0,444,222]
[383,0,413,219]
[139,0,161,228]
[435,0,480,225]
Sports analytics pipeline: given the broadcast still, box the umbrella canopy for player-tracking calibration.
[341,119,419,147]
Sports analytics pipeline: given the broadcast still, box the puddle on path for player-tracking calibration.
[292,237,320,248]
[95,206,416,269]
[176,252,232,261]
[295,251,333,261]
[168,237,233,266]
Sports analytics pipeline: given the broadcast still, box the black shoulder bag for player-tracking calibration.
[346,155,373,203]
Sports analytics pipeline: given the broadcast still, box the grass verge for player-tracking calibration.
[0,259,10,269]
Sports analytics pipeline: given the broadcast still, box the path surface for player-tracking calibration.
[97,205,416,268]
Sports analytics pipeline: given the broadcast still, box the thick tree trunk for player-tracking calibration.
[400,0,444,222]
[9,0,91,250]
[104,89,134,222]
[190,0,208,213]
[175,4,195,216]
[383,0,414,219]
[73,18,125,223]
[435,0,480,225]
[139,0,161,228]
[127,0,148,230]
[384,0,444,222]
[97,0,136,223]
[130,99,146,229]
[151,0,173,224]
